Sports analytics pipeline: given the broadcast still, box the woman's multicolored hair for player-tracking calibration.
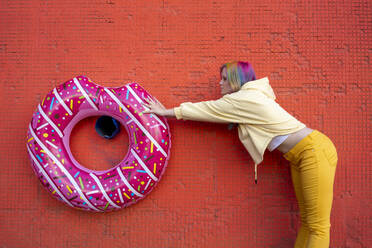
[220,61,256,91]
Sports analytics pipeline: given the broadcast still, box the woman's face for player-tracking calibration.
[219,67,234,95]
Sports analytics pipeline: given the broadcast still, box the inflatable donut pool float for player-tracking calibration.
[26,76,171,212]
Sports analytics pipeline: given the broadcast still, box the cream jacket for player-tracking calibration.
[173,77,306,183]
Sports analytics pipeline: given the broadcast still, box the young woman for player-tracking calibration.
[142,61,338,248]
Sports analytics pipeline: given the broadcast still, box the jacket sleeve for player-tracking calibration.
[173,97,245,123]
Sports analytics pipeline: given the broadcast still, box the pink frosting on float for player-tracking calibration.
[26,76,171,212]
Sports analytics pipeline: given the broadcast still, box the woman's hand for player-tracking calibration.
[142,97,176,117]
[142,97,167,116]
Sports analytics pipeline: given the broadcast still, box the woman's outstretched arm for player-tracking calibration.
[141,95,244,124]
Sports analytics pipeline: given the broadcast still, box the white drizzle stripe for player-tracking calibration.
[152,114,167,129]
[131,149,158,181]
[73,77,98,110]
[89,173,120,209]
[45,140,58,149]
[150,115,166,129]
[117,188,124,203]
[116,167,144,197]
[150,124,161,129]
[27,145,74,208]
[126,85,167,129]
[86,190,99,195]
[38,104,63,138]
[104,88,167,157]
[126,85,147,107]
[53,88,73,115]
[28,124,101,212]
[36,122,49,130]
[144,179,151,190]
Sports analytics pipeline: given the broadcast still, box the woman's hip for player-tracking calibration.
[283,130,338,167]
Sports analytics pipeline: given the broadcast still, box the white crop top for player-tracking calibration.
[267,134,289,152]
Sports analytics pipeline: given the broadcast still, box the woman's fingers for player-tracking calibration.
[143,98,150,104]
[146,97,155,104]
[153,97,165,108]
[142,103,151,111]
[148,97,165,109]
[141,96,165,116]
[159,102,165,109]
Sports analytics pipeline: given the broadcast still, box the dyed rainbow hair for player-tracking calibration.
[220,61,256,91]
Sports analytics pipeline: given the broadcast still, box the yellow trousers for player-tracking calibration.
[283,130,338,248]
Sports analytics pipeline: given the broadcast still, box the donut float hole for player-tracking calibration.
[95,115,120,139]
[70,116,129,172]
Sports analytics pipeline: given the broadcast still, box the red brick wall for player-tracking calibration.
[0,0,371,247]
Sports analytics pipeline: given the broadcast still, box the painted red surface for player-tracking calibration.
[0,0,371,247]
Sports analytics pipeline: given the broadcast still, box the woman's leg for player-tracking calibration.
[295,136,337,248]
[291,163,310,248]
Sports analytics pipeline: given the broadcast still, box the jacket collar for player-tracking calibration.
[240,77,276,100]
